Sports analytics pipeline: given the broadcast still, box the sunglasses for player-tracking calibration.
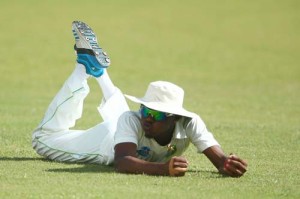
[140,105,174,121]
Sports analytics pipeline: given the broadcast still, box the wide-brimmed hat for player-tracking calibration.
[124,81,195,118]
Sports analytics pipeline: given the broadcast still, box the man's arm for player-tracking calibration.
[203,145,248,177]
[114,142,189,176]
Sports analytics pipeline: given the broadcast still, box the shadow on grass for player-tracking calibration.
[0,156,46,161]
[46,164,114,173]
[48,167,224,176]
[187,169,229,178]
[0,156,114,173]
[0,156,229,177]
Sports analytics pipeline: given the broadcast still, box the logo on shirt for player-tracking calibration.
[137,146,151,158]
[166,144,177,157]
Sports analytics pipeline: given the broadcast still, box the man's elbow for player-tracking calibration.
[114,156,131,174]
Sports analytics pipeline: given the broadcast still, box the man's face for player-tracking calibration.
[139,105,177,140]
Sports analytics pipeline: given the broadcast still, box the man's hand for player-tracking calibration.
[203,146,248,178]
[167,156,189,177]
[220,154,248,177]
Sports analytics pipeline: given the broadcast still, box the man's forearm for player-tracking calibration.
[203,146,227,171]
[114,156,169,176]
[203,145,247,177]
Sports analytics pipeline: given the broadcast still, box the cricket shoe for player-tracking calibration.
[72,20,111,77]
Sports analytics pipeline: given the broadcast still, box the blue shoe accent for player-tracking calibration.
[77,53,104,77]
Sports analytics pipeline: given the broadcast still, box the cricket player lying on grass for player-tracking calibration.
[32,21,247,177]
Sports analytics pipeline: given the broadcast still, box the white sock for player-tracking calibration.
[95,69,116,101]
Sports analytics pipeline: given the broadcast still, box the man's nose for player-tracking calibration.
[145,114,155,122]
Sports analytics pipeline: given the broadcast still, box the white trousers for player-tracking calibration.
[32,65,129,165]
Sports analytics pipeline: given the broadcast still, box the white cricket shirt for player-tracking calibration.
[114,111,219,162]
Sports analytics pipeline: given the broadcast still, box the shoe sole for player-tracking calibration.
[72,21,110,68]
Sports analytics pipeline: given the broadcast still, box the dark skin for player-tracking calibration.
[114,113,248,177]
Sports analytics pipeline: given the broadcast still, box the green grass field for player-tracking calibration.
[0,0,299,198]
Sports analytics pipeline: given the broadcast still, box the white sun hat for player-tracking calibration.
[124,81,195,118]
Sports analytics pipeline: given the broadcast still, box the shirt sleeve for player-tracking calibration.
[114,111,141,146]
[185,115,220,153]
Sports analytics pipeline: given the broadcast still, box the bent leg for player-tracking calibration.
[32,64,130,165]
[33,121,115,165]
[32,21,123,164]
[37,64,90,132]
[32,64,114,164]
[98,88,130,123]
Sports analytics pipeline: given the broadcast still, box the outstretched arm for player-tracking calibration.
[114,142,189,176]
[203,145,248,177]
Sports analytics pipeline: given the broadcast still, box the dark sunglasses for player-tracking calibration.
[140,105,174,121]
